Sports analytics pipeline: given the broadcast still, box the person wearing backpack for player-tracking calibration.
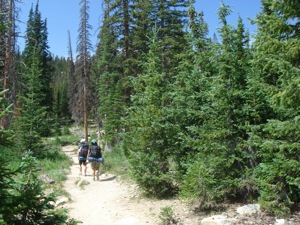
[77,139,89,176]
[78,138,85,150]
[87,139,102,181]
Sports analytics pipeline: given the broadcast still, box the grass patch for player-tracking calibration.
[101,144,129,177]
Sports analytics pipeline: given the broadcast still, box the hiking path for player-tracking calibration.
[61,144,198,225]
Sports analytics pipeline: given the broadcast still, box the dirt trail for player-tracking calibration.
[62,145,199,225]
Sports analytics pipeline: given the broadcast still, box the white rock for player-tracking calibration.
[236,204,260,215]
[275,219,285,225]
[201,215,238,225]
[77,178,90,187]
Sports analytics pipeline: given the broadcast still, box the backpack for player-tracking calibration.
[90,145,101,158]
[79,144,89,158]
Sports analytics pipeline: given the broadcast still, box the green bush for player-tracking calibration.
[129,150,175,198]
[159,206,178,225]
[2,152,75,224]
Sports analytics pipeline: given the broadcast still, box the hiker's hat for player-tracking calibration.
[80,138,85,143]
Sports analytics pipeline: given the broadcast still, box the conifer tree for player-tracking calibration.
[95,0,124,145]
[22,2,53,111]
[247,0,300,215]
[95,0,191,147]
[15,49,48,153]
[124,28,176,197]
[0,89,16,223]
[179,3,253,205]
[152,0,190,74]
[52,56,69,133]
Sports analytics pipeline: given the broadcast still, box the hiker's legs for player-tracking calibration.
[92,170,96,180]
[96,163,100,180]
[83,161,87,176]
[79,160,83,175]
[91,162,100,180]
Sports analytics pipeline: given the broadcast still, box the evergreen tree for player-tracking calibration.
[22,2,53,111]
[124,28,176,197]
[95,0,125,145]
[2,152,73,224]
[52,56,69,134]
[14,50,48,153]
[0,89,16,224]
[156,0,190,74]
[179,3,253,205]
[95,0,191,147]
[247,0,300,215]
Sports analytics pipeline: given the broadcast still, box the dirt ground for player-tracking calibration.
[61,144,300,225]
[62,144,200,225]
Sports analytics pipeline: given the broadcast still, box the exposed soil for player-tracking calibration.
[61,144,300,225]
[61,144,200,225]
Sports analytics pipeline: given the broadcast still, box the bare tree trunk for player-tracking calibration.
[83,0,89,141]
[2,0,13,130]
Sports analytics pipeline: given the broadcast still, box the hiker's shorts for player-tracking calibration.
[79,158,87,166]
[91,161,100,170]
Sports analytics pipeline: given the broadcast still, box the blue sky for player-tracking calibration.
[18,0,262,57]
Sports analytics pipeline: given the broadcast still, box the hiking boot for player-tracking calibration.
[96,173,99,180]
[93,177,95,181]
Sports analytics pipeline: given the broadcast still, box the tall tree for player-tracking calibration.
[1,0,19,129]
[15,49,48,153]
[94,0,125,145]
[52,56,69,130]
[67,30,77,122]
[247,0,300,215]
[75,0,92,140]
[95,0,191,146]
[179,3,253,206]
[22,2,53,111]
[124,28,175,197]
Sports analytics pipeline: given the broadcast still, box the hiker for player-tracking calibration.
[78,138,85,150]
[78,139,89,176]
[87,139,102,181]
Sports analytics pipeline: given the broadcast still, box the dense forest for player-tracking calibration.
[1,0,300,223]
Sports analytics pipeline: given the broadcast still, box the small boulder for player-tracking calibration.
[236,204,260,215]
[201,215,238,225]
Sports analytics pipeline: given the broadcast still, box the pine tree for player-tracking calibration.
[179,3,253,205]
[22,2,53,111]
[152,0,190,74]
[52,56,70,134]
[0,89,16,223]
[124,28,176,197]
[14,49,48,153]
[247,0,300,215]
[94,0,125,145]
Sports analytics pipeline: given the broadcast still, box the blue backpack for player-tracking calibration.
[88,146,104,163]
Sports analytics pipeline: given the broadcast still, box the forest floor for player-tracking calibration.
[61,144,300,225]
